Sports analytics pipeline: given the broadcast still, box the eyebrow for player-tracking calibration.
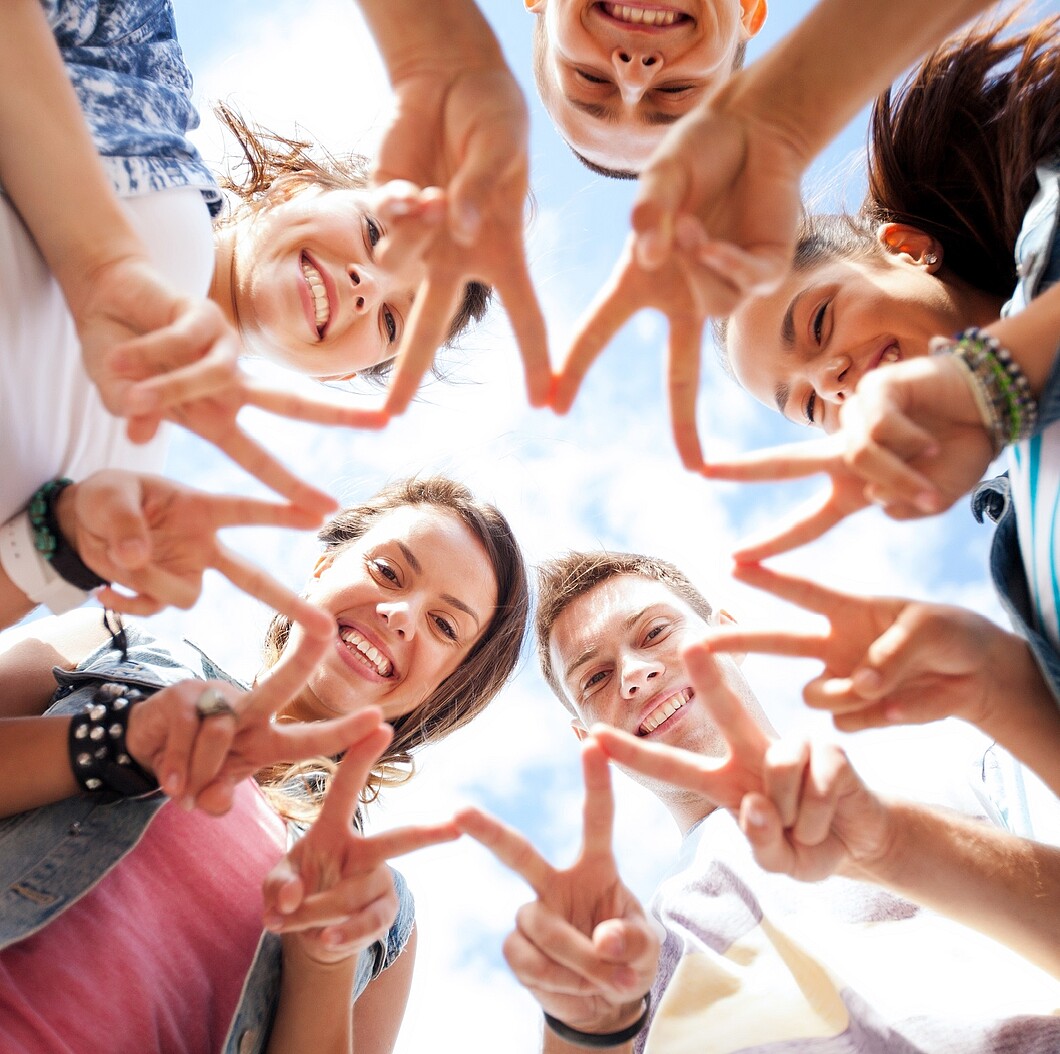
[397,542,481,628]
[567,96,680,127]
[563,606,651,683]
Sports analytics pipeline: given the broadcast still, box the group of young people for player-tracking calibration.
[0,0,1057,1051]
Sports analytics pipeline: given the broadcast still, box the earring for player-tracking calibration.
[925,252,939,265]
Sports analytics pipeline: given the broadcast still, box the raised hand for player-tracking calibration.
[262,718,459,964]
[370,65,549,414]
[592,640,891,882]
[55,470,323,617]
[552,236,714,471]
[705,562,1040,735]
[456,742,658,1037]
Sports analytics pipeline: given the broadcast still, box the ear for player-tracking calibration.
[310,552,334,582]
[570,718,589,742]
[876,223,943,272]
[716,608,746,665]
[739,0,767,37]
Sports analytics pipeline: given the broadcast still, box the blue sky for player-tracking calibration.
[147,2,1013,1047]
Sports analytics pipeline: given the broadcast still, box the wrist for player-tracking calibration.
[545,993,650,1049]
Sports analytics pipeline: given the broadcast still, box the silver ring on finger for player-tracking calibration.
[195,686,236,720]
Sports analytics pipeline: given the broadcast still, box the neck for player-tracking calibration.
[668,796,719,835]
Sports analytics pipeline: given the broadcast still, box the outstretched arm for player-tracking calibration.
[594,641,1060,977]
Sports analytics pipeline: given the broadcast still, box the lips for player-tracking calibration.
[299,251,335,340]
[335,623,395,681]
[595,2,690,29]
[637,687,692,736]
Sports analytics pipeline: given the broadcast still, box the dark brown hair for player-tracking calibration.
[261,477,529,803]
[535,551,713,710]
[865,9,1060,300]
[213,103,492,381]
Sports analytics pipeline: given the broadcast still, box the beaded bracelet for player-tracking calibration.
[28,478,108,591]
[930,327,1039,456]
[544,994,651,1049]
[68,682,159,797]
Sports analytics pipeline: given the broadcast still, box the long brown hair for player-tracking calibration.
[212,103,492,380]
[260,477,529,806]
[865,9,1060,299]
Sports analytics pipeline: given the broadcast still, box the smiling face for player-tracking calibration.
[530,0,765,172]
[548,575,745,796]
[225,186,423,381]
[726,226,1003,432]
[291,505,498,724]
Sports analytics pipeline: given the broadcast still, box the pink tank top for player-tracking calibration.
[0,781,286,1053]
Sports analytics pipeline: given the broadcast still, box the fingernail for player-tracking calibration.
[114,538,147,566]
[745,803,768,828]
[181,796,196,812]
[915,491,939,513]
[635,229,665,268]
[852,669,881,694]
[453,203,480,243]
[162,772,180,796]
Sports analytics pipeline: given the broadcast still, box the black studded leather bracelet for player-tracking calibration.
[68,682,159,797]
[544,994,650,1048]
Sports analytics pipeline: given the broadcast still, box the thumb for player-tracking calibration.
[631,157,690,269]
[852,619,918,699]
[83,473,152,569]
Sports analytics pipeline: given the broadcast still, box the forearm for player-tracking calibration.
[719,0,993,163]
[977,632,1060,797]
[352,0,505,79]
[0,717,79,818]
[0,0,146,311]
[266,938,356,1054]
[984,281,1060,398]
[862,800,1060,977]
[0,565,34,633]
[543,1031,634,1054]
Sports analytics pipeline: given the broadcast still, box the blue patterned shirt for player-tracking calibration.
[42,0,221,213]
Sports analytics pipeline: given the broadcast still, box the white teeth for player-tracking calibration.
[605,3,679,26]
[339,627,392,677]
[300,256,330,335]
[638,688,690,735]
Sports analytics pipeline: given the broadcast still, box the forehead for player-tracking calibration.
[549,574,705,665]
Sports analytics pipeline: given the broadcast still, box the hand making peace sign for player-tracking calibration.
[456,741,658,1039]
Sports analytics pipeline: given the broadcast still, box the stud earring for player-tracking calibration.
[925,253,939,265]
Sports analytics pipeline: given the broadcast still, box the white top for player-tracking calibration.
[0,187,215,523]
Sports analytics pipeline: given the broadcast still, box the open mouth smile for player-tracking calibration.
[301,252,332,339]
[638,687,692,735]
[597,2,690,28]
[338,625,394,679]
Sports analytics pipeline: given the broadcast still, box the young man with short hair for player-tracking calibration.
[460,550,1060,1052]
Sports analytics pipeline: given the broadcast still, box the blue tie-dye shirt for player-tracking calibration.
[41,0,221,214]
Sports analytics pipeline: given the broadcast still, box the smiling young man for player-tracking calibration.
[461,549,1060,1052]
[525,0,767,177]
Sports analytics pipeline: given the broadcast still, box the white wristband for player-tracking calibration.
[0,510,90,614]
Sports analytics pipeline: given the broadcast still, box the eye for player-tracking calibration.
[656,85,693,95]
[583,669,608,693]
[577,69,609,84]
[812,302,828,344]
[369,557,399,584]
[644,622,668,644]
[804,390,818,426]
[365,216,382,249]
[433,614,457,641]
[383,306,397,344]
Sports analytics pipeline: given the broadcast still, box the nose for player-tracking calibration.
[611,47,662,104]
[347,265,382,315]
[377,600,415,639]
[815,353,854,403]
[619,654,662,699]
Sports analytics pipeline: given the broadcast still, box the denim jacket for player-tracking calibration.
[972,156,1060,705]
[39,0,221,213]
[0,629,414,1054]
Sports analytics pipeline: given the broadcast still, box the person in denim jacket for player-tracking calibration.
[0,477,529,1054]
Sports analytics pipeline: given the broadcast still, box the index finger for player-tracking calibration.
[731,487,861,563]
[383,274,463,416]
[552,247,641,414]
[702,434,844,483]
[241,379,389,432]
[315,721,393,830]
[494,258,551,408]
[666,307,706,471]
[579,741,616,861]
[362,819,461,865]
[456,806,556,897]
[731,562,851,619]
